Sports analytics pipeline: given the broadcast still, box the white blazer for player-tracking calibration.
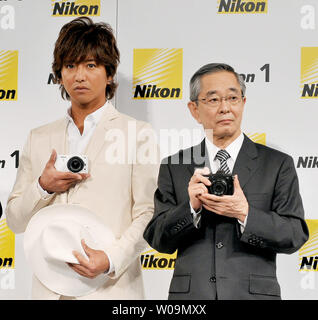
[6,103,159,300]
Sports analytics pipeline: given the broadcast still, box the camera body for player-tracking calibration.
[55,155,88,174]
[206,170,234,196]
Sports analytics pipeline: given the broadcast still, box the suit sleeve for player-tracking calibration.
[105,123,159,279]
[143,161,199,254]
[5,131,55,233]
[240,155,309,254]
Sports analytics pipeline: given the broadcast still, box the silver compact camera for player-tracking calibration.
[55,155,88,174]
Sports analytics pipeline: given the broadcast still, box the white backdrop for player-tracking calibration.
[1,0,318,299]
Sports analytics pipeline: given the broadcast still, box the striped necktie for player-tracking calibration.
[215,149,231,174]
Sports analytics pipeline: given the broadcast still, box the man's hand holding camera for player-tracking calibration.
[188,167,211,211]
[189,167,248,223]
[39,149,90,194]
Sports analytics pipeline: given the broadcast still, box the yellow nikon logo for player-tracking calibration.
[51,0,100,16]
[133,48,183,99]
[217,0,267,14]
[301,47,318,98]
[0,219,15,269]
[247,133,266,145]
[0,50,18,101]
[299,220,318,271]
[140,249,177,270]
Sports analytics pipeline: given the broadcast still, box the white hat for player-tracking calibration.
[24,204,115,297]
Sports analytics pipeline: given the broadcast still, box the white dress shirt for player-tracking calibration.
[37,101,114,274]
[66,102,106,154]
[205,132,244,175]
[191,132,248,232]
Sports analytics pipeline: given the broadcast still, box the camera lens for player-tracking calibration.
[211,180,227,196]
[67,156,84,173]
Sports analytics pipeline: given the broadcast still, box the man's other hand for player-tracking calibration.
[68,239,110,278]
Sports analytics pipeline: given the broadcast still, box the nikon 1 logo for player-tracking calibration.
[299,220,318,271]
[0,219,15,269]
[217,0,267,14]
[140,249,177,270]
[0,50,18,101]
[301,47,318,98]
[51,0,100,17]
[133,48,183,99]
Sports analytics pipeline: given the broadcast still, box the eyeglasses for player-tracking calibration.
[195,94,244,108]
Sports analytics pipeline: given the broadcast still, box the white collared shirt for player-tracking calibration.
[205,132,244,174]
[66,101,107,154]
[191,132,248,232]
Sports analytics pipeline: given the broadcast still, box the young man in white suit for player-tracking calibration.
[6,17,159,300]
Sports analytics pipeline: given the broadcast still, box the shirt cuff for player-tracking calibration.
[37,179,55,199]
[104,254,115,275]
[189,201,202,229]
[237,214,248,233]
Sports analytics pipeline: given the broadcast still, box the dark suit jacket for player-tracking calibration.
[143,134,309,300]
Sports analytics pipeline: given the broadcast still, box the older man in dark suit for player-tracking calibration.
[143,63,309,300]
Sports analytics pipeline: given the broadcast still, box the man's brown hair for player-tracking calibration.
[52,16,120,100]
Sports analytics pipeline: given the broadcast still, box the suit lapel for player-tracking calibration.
[83,102,120,163]
[186,139,211,176]
[48,118,68,204]
[232,134,259,189]
[50,118,68,154]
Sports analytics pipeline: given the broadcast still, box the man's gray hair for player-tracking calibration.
[189,63,246,103]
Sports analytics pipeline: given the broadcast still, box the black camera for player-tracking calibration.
[206,171,234,196]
